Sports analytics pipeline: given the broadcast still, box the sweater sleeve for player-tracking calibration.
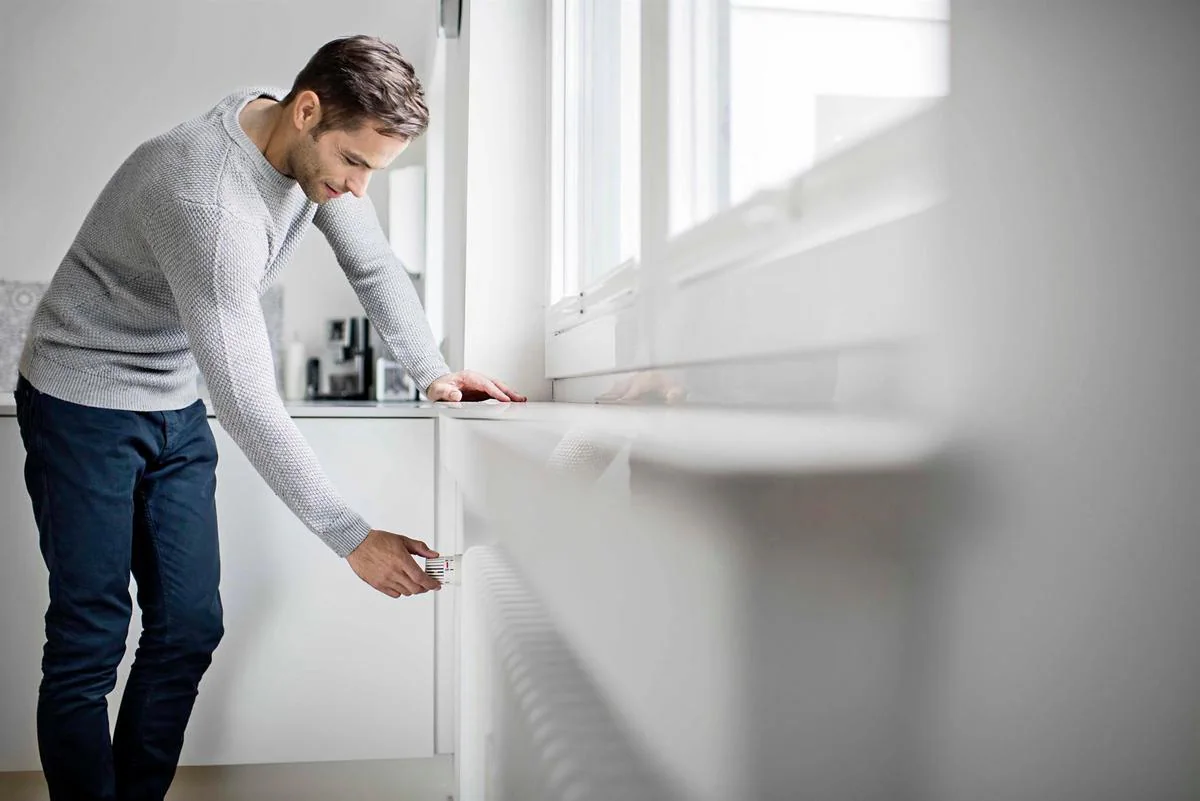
[313,193,451,391]
[147,198,373,557]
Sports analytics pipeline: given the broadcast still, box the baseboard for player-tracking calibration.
[0,756,454,801]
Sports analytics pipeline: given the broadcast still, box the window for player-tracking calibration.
[547,0,950,389]
[551,0,641,299]
[670,0,949,234]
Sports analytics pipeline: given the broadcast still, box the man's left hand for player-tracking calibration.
[426,370,527,403]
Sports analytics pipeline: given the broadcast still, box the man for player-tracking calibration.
[14,35,524,801]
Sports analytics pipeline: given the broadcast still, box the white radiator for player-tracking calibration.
[458,545,680,801]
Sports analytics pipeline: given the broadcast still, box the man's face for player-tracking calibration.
[288,122,409,205]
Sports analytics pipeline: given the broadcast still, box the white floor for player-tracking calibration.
[0,756,454,801]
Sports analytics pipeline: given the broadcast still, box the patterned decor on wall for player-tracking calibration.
[2,280,285,398]
[0,281,48,393]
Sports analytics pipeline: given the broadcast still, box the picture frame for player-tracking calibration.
[326,318,351,348]
[374,357,418,402]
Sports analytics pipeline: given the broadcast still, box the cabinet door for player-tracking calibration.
[0,419,49,771]
[108,417,437,766]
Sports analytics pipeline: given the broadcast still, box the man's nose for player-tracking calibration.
[347,170,370,198]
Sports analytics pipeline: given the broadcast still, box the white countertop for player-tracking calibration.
[279,399,546,420]
[0,393,943,475]
[448,403,944,475]
[0,395,522,419]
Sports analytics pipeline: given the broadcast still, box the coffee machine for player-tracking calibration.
[308,316,374,400]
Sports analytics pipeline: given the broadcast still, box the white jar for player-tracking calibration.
[283,336,307,401]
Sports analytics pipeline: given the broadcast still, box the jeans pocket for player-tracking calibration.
[14,376,42,453]
[14,377,30,430]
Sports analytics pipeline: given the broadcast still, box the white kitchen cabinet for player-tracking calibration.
[0,415,437,770]
[0,418,48,772]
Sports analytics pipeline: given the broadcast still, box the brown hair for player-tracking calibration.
[282,35,429,139]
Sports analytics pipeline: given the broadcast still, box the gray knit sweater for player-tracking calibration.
[19,87,450,557]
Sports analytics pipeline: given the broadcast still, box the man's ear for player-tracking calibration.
[289,90,322,133]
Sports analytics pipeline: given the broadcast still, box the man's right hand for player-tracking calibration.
[346,529,442,597]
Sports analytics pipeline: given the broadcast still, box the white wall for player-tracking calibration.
[460,0,553,399]
[425,9,473,373]
[422,41,447,355]
[0,0,436,359]
[925,3,1200,799]
[422,0,551,399]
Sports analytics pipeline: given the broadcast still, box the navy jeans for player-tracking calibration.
[14,375,224,801]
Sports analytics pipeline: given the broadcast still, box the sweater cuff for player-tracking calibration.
[409,356,452,397]
[323,512,374,558]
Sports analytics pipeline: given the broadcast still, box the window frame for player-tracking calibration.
[546,0,949,384]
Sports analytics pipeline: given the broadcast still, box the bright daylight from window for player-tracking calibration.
[672,0,949,234]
